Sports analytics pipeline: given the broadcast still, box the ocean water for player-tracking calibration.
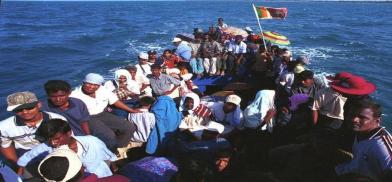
[0,1,391,130]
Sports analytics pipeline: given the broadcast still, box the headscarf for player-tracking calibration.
[179,92,200,112]
[114,69,132,86]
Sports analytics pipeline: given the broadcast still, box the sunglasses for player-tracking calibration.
[14,106,37,113]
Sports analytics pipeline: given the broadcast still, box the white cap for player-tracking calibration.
[181,73,193,81]
[84,73,104,85]
[38,149,82,182]
[172,37,182,43]
[138,52,149,60]
[244,26,253,32]
[225,94,241,106]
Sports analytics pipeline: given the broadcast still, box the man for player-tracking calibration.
[206,94,244,134]
[335,100,392,182]
[147,64,181,97]
[42,80,91,136]
[70,73,137,151]
[172,37,192,62]
[37,149,129,181]
[291,70,324,99]
[128,96,156,143]
[0,92,65,172]
[17,119,117,178]
[312,75,376,129]
[217,17,228,30]
[226,35,247,74]
[147,50,160,65]
[200,33,221,76]
[189,35,204,77]
[135,52,152,76]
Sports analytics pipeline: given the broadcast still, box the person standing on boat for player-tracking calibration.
[226,35,247,75]
[189,35,204,77]
[135,52,152,76]
[70,73,137,151]
[217,17,228,30]
[335,100,392,182]
[147,64,181,97]
[201,33,220,76]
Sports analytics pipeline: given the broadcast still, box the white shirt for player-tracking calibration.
[17,135,117,178]
[135,64,152,76]
[206,102,243,127]
[70,86,118,115]
[0,112,66,150]
[103,79,141,95]
[128,109,155,143]
[228,41,247,54]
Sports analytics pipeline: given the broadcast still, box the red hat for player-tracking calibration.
[326,72,353,81]
[329,75,376,95]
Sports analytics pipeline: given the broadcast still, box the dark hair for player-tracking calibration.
[352,99,382,118]
[139,96,156,107]
[148,50,157,55]
[44,80,71,94]
[125,65,137,72]
[176,157,211,182]
[39,156,69,181]
[163,49,172,54]
[36,119,71,142]
[218,17,224,21]
[298,70,314,82]
[39,156,83,182]
[150,63,162,70]
[215,149,233,159]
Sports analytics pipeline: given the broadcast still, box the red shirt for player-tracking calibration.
[162,55,181,68]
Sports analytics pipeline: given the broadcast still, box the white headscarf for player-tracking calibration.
[114,69,132,86]
[244,90,275,132]
[179,92,200,112]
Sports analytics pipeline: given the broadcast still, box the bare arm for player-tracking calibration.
[81,121,91,135]
[0,145,18,171]
[113,100,140,113]
[312,110,319,125]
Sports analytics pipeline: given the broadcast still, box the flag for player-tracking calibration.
[254,6,288,19]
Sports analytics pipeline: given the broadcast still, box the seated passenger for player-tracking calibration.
[135,52,152,76]
[0,91,66,177]
[104,69,140,101]
[17,119,117,178]
[125,65,152,97]
[128,96,156,143]
[42,80,91,136]
[335,100,392,182]
[206,94,244,134]
[70,73,137,151]
[244,90,276,133]
[161,49,182,69]
[38,149,129,181]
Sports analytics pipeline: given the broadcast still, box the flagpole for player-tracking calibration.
[252,4,268,51]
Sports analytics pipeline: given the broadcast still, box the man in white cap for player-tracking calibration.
[206,94,244,134]
[70,73,138,151]
[135,52,152,76]
[172,37,192,62]
[0,91,66,175]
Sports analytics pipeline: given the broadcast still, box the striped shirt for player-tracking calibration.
[0,112,66,150]
[335,127,392,181]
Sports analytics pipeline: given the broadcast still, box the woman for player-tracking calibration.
[104,69,140,118]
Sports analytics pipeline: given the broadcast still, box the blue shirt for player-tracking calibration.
[17,135,117,178]
[41,97,89,136]
[175,41,192,61]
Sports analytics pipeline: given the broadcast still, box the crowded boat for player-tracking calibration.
[0,17,391,182]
